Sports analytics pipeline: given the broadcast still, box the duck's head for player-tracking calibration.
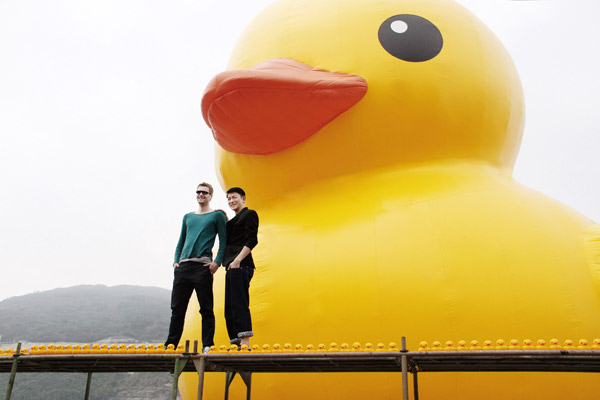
[202,0,524,202]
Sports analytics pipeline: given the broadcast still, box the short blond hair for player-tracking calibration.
[197,182,214,195]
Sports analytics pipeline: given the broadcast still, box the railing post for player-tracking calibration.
[193,357,206,400]
[401,337,409,400]
[84,372,93,400]
[170,354,189,400]
[4,342,21,400]
[413,371,419,400]
[401,355,409,400]
[224,371,236,400]
[240,372,252,400]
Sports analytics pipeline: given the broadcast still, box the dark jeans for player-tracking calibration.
[165,261,214,348]
[225,265,254,343]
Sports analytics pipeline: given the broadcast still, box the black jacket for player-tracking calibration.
[223,207,259,268]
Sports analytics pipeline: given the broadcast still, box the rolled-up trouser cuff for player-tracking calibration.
[238,331,254,338]
[230,338,242,345]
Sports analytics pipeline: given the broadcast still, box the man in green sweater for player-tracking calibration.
[165,182,227,354]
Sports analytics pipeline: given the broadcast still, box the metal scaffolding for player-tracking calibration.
[3,339,600,400]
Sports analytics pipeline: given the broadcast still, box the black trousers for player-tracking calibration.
[225,265,254,343]
[165,261,214,348]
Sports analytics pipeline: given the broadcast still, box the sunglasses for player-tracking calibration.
[196,190,211,195]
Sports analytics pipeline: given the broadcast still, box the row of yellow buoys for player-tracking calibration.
[0,343,185,356]
[0,342,398,355]
[417,339,600,351]
[2,339,600,356]
[213,342,400,353]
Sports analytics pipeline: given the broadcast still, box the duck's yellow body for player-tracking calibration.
[180,0,600,398]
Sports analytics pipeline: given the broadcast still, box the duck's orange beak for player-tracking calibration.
[201,58,367,155]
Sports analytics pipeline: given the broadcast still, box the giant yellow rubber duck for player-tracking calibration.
[180,0,600,398]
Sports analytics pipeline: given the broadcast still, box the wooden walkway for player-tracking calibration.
[3,341,600,400]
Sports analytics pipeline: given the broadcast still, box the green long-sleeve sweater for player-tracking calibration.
[174,211,227,265]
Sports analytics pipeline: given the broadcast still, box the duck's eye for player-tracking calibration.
[378,14,443,62]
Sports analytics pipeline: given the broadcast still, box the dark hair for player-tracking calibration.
[226,187,246,197]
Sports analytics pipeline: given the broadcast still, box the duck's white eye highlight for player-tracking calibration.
[390,20,408,34]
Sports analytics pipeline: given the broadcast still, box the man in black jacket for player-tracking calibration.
[223,187,259,348]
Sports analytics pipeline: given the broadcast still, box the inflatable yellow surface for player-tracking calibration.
[183,0,600,398]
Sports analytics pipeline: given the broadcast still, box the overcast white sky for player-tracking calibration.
[0,0,598,301]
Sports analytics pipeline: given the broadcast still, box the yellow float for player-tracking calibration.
[181,0,600,398]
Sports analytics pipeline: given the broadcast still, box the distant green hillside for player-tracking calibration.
[0,284,171,343]
[0,285,176,400]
